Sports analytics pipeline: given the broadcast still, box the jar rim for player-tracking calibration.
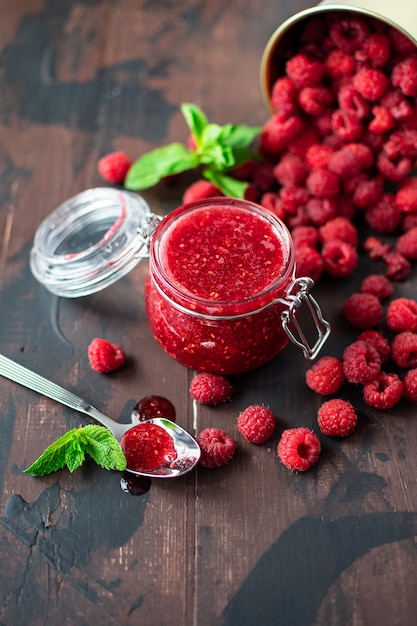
[30,187,153,298]
[149,197,296,316]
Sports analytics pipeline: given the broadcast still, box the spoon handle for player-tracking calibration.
[0,353,124,438]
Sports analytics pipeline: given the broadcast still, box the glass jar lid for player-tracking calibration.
[30,187,161,298]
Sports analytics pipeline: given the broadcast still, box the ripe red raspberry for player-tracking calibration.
[277,427,321,471]
[369,106,395,134]
[365,196,402,234]
[358,33,391,67]
[363,372,403,409]
[342,340,381,384]
[260,192,286,220]
[331,110,362,141]
[260,114,304,154]
[270,77,299,116]
[389,28,415,56]
[285,53,325,87]
[183,180,221,204]
[273,153,308,186]
[391,332,417,369]
[319,216,358,246]
[295,245,324,282]
[402,213,417,232]
[252,161,276,191]
[87,338,125,373]
[197,428,236,468]
[360,274,393,300]
[395,178,417,213]
[328,146,363,179]
[352,67,388,101]
[386,298,417,332]
[288,126,320,157]
[97,151,132,184]
[380,89,414,121]
[305,356,345,395]
[396,228,417,260]
[377,151,412,183]
[189,373,233,405]
[280,186,310,213]
[383,249,411,281]
[306,168,340,198]
[364,236,391,260]
[391,55,417,97]
[237,405,276,444]
[357,330,391,363]
[325,49,356,77]
[305,144,334,169]
[317,399,357,436]
[306,198,337,226]
[402,368,417,402]
[342,293,382,329]
[337,84,370,120]
[329,16,369,53]
[352,177,384,209]
[292,225,320,248]
[298,85,334,115]
[322,241,358,278]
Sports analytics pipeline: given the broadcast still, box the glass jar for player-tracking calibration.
[30,189,330,374]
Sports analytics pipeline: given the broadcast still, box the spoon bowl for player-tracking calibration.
[0,354,200,478]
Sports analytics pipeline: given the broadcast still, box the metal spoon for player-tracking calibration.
[0,354,200,478]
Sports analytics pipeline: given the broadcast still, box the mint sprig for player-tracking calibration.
[124,103,262,198]
[23,425,127,476]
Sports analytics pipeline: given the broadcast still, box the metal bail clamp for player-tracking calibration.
[279,277,331,361]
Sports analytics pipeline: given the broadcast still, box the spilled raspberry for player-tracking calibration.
[363,372,403,409]
[305,356,345,395]
[189,373,233,405]
[197,428,236,468]
[237,405,276,444]
[88,338,125,373]
[277,427,321,471]
[343,340,381,384]
[317,399,357,436]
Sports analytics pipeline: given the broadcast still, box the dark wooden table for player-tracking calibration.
[1,1,417,625]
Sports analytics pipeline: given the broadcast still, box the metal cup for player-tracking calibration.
[260,1,417,111]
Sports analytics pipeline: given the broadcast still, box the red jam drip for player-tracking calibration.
[120,423,177,472]
[159,205,285,301]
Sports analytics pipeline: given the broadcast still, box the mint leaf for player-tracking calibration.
[24,425,126,476]
[124,143,198,190]
[199,143,235,169]
[217,123,262,148]
[203,169,249,199]
[180,103,208,146]
[82,425,127,471]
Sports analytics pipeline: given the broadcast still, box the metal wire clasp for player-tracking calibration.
[136,213,163,255]
[278,277,331,361]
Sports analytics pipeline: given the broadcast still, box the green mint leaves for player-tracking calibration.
[23,425,127,476]
[124,103,262,198]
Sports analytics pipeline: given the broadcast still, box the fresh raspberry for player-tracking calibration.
[306,168,340,198]
[395,178,417,213]
[280,186,310,214]
[363,372,404,409]
[363,236,391,260]
[357,330,391,363]
[306,198,337,226]
[402,213,417,232]
[337,196,356,220]
[197,428,236,468]
[87,338,125,373]
[252,161,276,191]
[286,206,310,229]
[120,423,177,472]
[305,144,334,169]
[97,151,132,184]
[294,245,324,282]
[317,398,357,436]
[391,55,417,97]
[313,109,334,136]
[380,89,414,121]
[328,146,363,179]
[352,176,383,209]
[358,33,391,67]
[325,49,356,77]
[237,405,276,444]
[342,293,382,329]
[386,298,417,332]
[365,194,402,234]
[384,129,417,160]
[342,340,381,384]
[183,180,221,204]
[344,142,374,169]
[352,67,388,101]
[337,84,370,120]
[322,241,358,278]
[273,153,308,186]
[319,216,358,246]
[189,373,233,405]
[388,28,416,56]
[402,368,417,402]
[383,249,411,281]
[298,85,334,115]
[288,126,320,157]
[292,225,320,248]
[377,151,412,183]
[331,110,362,141]
[277,427,321,471]
[329,16,369,53]
[369,106,395,134]
[396,228,417,259]
[270,77,299,116]
[360,274,393,300]
[260,192,286,220]
[391,332,417,369]
[305,356,345,395]
[260,114,304,154]
[285,53,325,87]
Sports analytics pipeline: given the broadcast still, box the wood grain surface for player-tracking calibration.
[1,1,417,625]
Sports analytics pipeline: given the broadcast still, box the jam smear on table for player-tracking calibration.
[120,472,151,496]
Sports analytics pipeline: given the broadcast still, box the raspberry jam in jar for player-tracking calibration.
[145,197,330,374]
